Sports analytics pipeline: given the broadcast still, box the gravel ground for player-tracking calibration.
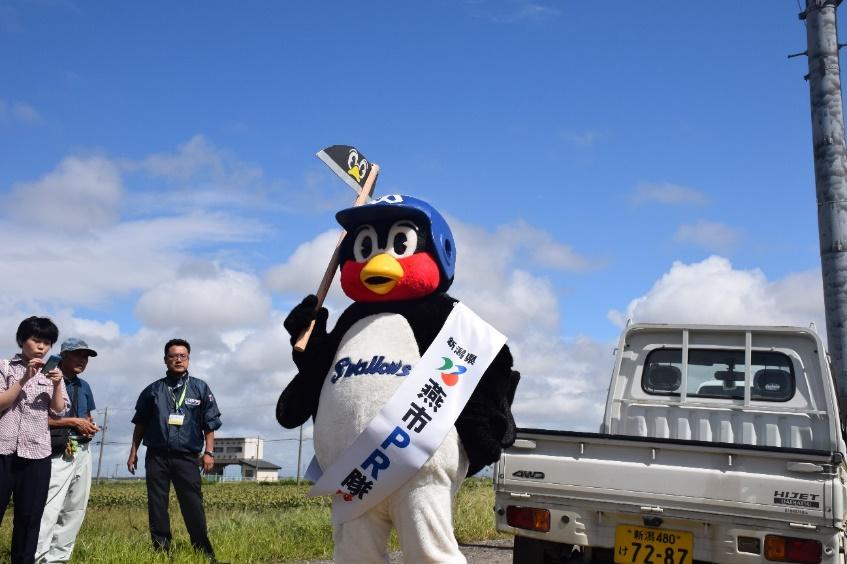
[453,538,513,563]
[297,537,514,563]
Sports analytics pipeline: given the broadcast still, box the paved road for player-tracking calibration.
[298,537,514,563]
[454,538,513,563]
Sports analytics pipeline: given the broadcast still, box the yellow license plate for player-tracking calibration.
[614,525,693,564]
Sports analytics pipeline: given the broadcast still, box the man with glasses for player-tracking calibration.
[127,338,221,562]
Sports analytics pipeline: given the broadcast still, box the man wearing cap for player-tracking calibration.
[35,338,99,564]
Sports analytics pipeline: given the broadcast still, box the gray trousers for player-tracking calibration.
[35,443,92,564]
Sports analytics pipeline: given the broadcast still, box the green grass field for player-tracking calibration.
[0,478,506,563]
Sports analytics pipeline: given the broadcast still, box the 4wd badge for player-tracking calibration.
[512,470,545,479]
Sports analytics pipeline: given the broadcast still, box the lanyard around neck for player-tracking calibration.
[169,376,189,412]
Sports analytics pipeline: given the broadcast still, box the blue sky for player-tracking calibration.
[0,1,832,477]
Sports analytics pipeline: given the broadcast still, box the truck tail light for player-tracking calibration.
[506,505,550,532]
[764,535,822,564]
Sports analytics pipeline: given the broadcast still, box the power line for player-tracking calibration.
[91,436,312,447]
[93,401,282,413]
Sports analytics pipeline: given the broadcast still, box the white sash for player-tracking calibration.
[309,302,507,524]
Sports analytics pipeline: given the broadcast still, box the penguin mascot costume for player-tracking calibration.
[276,194,520,563]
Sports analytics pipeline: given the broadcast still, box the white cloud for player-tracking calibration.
[0,143,616,477]
[608,256,825,333]
[51,311,121,343]
[261,217,610,432]
[516,3,561,19]
[494,220,594,271]
[0,249,605,478]
[264,218,592,336]
[53,316,307,479]
[136,265,272,331]
[0,143,269,310]
[6,155,122,231]
[131,135,354,216]
[11,102,41,123]
[450,219,596,334]
[0,142,320,477]
[631,182,709,206]
[464,0,562,23]
[141,135,236,180]
[673,220,742,253]
[130,135,296,213]
[460,267,559,336]
[261,216,614,434]
[264,229,349,306]
[0,213,262,307]
[562,129,603,148]
[769,270,826,331]
[0,99,42,124]
[131,134,357,216]
[509,332,612,431]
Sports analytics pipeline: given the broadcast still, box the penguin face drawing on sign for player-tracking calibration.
[346,149,369,184]
[336,195,456,303]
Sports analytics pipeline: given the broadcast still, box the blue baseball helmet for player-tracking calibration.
[336,194,456,288]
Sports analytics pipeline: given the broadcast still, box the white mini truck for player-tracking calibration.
[495,324,847,564]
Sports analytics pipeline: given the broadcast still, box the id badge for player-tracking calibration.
[168,413,185,426]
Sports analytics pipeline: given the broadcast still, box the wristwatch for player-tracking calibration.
[203,450,214,458]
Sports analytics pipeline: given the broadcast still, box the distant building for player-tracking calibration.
[209,437,281,481]
[213,437,263,462]
[238,458,282,482]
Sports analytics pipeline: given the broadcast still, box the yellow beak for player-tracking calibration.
[347,166,362,182]
[360,253,404,295]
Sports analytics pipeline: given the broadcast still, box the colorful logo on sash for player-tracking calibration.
[437,357,467,387]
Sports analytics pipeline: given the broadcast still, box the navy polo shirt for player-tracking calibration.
[64,375,96,418]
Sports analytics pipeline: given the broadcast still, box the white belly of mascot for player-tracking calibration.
[314,312,469,564]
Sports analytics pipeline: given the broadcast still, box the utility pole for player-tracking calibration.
[296,424,304,485]
[95,406,108,484]
[800,0,847,421]
[254,436,260,481]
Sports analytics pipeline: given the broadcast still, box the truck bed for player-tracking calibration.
[495,429,843,562]
[498,428,838,525]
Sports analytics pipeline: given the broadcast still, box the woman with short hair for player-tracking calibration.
[0,316,68,564]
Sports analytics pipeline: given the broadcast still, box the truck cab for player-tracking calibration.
[604,324,843,453]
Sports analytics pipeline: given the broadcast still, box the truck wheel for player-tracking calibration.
[512,536,575,563]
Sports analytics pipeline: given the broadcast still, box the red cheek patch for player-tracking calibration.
[340,253,441,302]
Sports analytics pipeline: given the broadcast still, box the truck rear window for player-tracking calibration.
[642,348,795,401]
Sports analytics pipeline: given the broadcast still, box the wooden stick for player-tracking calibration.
[294,164,380,352]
